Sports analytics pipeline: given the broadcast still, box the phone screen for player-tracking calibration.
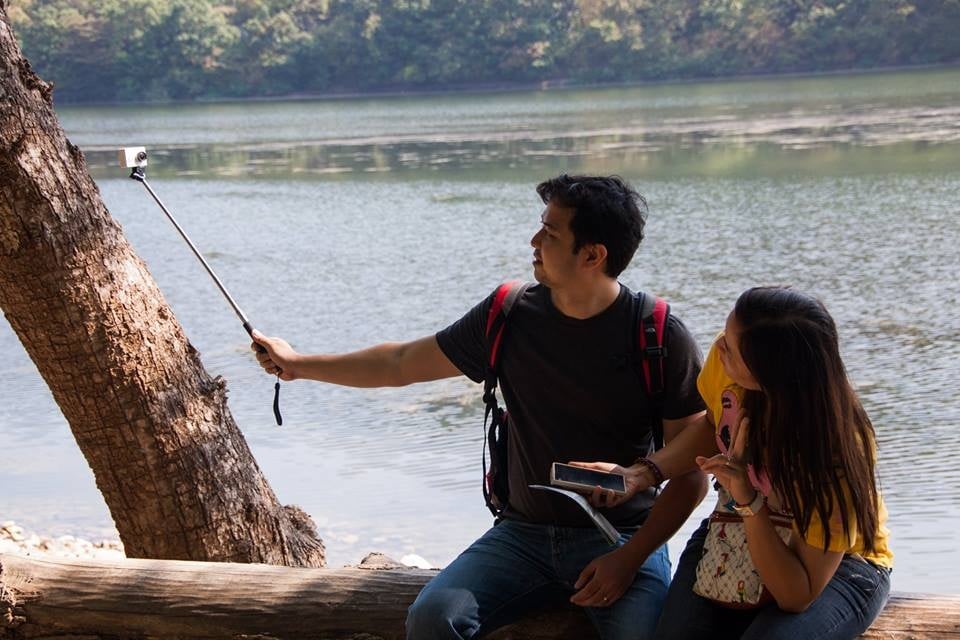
[553,463,626,492]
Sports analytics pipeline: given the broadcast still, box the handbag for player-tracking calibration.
[693,504,794,608]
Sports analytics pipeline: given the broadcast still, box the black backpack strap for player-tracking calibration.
[481,280,531,516]
[636,291,670,451]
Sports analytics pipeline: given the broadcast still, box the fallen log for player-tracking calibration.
[1,553,957,639]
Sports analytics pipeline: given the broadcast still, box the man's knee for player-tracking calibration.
[406,584,479,640]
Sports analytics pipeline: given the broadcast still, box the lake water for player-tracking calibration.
[3,68,959,593]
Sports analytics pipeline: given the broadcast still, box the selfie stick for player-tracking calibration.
[119,147,283,426]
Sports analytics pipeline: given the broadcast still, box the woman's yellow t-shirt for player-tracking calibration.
[697,338,894,568]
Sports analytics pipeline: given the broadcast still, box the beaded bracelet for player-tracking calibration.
[634,457,665,487]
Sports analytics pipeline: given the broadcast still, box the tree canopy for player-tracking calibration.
[9,0,960,102]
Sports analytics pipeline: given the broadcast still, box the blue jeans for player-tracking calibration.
[653,519,891,640]
[406,519,671,640]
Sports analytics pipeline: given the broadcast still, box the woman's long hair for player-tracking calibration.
[736,287,879,552]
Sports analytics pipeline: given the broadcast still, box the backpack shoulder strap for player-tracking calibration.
[481,280,531,517]
[483,279,532,411]
[485,280,531,369]
[636,291,670,450]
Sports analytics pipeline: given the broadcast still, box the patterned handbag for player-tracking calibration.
[693,507,794,608]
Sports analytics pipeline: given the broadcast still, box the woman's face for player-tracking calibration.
[718,311,762,391]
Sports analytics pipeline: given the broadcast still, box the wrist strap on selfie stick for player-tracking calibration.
[130,165,282,426]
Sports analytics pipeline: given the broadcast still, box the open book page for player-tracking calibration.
[528,484,620,545]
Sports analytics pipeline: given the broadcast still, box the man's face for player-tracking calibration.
[530,201,579,287]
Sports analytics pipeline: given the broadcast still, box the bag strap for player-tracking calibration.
[481,280,531,513]
[710,509,794,529]
[636,291,670,451]
[485,280,529,370]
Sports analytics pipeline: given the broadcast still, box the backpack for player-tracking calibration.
[481,280,670,518]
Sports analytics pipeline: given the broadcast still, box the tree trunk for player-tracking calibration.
[0,1,324,567]
[2,554,957,640]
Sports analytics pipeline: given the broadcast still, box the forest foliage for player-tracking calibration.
[8,0,960,103]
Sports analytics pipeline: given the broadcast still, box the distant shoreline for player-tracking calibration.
[55,62,960,109]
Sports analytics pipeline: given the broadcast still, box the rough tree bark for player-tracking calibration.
[0,1,324,567]
[3,554,957,640]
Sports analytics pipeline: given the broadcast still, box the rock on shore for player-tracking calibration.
[1,521,124,560]
[1,522,433,568]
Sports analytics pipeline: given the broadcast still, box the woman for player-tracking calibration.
[577,287,893,639]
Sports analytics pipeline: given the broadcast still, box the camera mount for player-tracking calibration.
[119,146,283,425]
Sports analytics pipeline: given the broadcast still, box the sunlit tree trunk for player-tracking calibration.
[0,1,324,567]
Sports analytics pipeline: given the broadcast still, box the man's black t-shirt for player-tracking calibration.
[436,283,705,528]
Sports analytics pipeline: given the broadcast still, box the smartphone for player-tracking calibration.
[550,462,626,495]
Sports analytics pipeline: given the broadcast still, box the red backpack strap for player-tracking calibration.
[481,280,531,517]
[483,280,531,405]
[637,292,670,450]
[485,279,527,366]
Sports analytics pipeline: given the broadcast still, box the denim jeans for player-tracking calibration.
[653,518,892,640]
[406,519,672,640]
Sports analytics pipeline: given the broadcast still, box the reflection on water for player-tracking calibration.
[77,68,960,180]
[2,68,959,592]
[85,139,960,182]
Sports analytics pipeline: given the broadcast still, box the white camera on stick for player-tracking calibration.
[118,146,148,168]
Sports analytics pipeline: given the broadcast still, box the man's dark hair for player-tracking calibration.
[535,174,647,278]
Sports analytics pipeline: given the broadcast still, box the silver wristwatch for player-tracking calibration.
[733,491,765,517]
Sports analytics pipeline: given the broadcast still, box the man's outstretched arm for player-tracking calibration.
[252,331,462,387]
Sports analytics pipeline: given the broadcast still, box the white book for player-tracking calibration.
[529,484,621,546]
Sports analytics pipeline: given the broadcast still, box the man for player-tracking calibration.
[252,174,707,639]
